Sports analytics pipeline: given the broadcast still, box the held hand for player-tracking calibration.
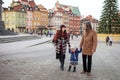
[80,48,82,53]
[92,50,95,53]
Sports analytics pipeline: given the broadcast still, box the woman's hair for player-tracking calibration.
[60,25,66,30]
[84,21,92,32]
[58,25,68,39]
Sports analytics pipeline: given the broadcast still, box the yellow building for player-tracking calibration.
[2,7,26,33]
[2,0,48,33]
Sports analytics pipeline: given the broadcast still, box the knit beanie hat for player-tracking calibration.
[71,45,76,49]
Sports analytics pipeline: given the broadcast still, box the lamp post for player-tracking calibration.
[0,0,4,30]
[0,0,3,21]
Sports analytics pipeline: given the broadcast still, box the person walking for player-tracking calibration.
[80,21,97,76]
[52,25,70,71]
[70,32,74,40]
[109,36,113,46]
[105,36,109,46]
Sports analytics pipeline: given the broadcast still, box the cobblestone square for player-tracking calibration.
[0,36,120,80]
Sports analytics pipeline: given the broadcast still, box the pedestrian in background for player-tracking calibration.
[80,21,97,76]
[109,36,113,46]
[70,32,74,40]
[105,36,109,46]
[52,25,70,71]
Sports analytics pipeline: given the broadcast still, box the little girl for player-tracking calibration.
[68,45,82,72]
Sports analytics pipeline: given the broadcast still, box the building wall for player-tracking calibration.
[74,16,80,30]
[69,15,73,32]
[2,0,49,33]
[26,11,33,32]
[2,11,17,31]
[2,10,26,33]
[48,16,55,27]
[54,12,63,29]
[91,22,98,31]
[40,11,48,28]
[32,10,40,30]
[63,12,69,28]
[69,15,80,34]
[80,15,99,34]
[16,11,26,33]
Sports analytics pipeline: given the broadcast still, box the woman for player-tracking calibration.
[53,25,70,71]
[80,21,97,76]
[105,36,109,46]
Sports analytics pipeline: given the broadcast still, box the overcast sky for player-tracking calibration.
[2,0,120,20]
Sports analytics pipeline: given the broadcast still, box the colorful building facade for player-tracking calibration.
[2,7,26,33]
[48,8,63,29]
[2,0,48,33]
[37,4,48,31]
[49,1,81,34]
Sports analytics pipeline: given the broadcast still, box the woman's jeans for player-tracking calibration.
[59,54,65,70]
[82,54,92,73]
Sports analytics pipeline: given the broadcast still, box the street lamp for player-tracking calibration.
[0,0,4,21]
[0,0,4,30]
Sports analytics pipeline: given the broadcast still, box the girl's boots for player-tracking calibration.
[73,67,76,72]
[68,66,76,72]
[68,66,71,71]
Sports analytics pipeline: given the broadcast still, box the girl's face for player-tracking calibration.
[71,48,75,52]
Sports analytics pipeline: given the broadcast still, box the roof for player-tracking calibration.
[13,4,23,11]
[21,0,28,2]
[57,8,63,12]
[81,15,98,23]
[70,7,81,16]
[60,4,69,8]
[3,4,26,13]
[57,1,81,16]
[29,1,36,7]
[37,4,48,12]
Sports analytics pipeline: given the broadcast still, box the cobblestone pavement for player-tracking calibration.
[0,37,120,80]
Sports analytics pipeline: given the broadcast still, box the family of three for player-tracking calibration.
[52,21,97,76]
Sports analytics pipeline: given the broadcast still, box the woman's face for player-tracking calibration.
[84,24,87,30]
[62,27,66,32]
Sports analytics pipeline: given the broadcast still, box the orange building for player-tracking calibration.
[37,4,48,31]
